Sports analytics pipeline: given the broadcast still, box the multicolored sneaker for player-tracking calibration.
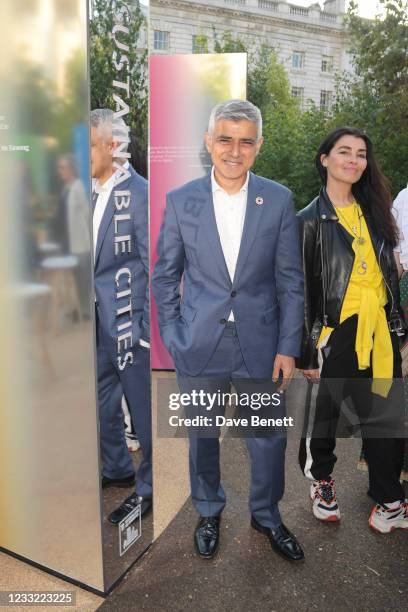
[369,501,408,534]
[310,478,341,522]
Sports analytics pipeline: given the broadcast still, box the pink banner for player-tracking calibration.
[150,53,247,369]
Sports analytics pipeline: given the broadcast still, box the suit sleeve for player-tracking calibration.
[274,191,304,358]
[152,193,185,331]
[133,179,150,343]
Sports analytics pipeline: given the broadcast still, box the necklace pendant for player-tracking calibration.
[357,261,368,275]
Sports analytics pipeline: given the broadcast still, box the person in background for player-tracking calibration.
[386,185,408,482]
[56,154,91,319]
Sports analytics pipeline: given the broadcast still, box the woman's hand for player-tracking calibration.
[300,369,320,383]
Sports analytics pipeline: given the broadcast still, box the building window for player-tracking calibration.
[321,55,333,73]
[291,87,304,105]
[192,35,208,54]
[154,30,169,51]
[292,51,305,70]
[320,90,332,110]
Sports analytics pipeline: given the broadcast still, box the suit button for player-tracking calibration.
[220,318,227,324]
[230,291,237,297]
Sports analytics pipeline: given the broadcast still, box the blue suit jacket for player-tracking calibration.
[94,164,149,349]
[152,172,304,378]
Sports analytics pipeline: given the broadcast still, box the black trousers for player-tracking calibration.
[299,315,405,504]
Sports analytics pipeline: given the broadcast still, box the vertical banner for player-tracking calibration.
[150,53,247,369]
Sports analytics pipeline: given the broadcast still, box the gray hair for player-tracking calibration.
[208,99,262,140]
[90,108,130,152]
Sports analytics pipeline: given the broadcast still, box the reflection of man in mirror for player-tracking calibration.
[153,100,305,560]
[91,109,152,522]
[56,154,91,318]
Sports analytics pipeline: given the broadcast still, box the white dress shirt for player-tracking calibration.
[211,166,249,321]
[93,160,130,258]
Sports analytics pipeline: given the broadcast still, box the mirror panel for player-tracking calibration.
[0,0,103,591]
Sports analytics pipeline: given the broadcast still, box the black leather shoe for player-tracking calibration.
[194,516,220,558]
[102,474,135,489]
[108,493,152,524]
[251,516,304,561]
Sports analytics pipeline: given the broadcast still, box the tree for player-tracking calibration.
[210,32,319,206]
[213,29,247,54]
[90,0,148,176]
[333,0,408,195]
[202,3,408,205]
[345,0,408,104]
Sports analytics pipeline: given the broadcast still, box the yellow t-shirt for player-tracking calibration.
[318,202,393,394]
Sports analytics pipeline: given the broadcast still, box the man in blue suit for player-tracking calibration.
[91,109,152,522]
[153,100,305,560]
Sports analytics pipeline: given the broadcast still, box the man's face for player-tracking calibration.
[204,119,263,189]
[90,126,113,180]
[57,159,72,183]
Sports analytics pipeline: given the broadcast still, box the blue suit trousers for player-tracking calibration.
[177,323,286,528]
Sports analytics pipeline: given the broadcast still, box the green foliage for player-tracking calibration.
[345,0,408,100]
[250,44,295,114]
[193,34,209,54]
[210,33,318,207]
[11,61,59,136]
[250,47,322,205]
[213,30,247,54]
[10,53,88,153]
[211,0,408,207]
[337,0,408,196]
[90,0,148,176]
[254,106,325,207]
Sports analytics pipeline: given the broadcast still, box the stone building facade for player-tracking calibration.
[150,0,352,109]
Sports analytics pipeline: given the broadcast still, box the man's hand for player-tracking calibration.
[272,354,295,393]
[300,369,320,383]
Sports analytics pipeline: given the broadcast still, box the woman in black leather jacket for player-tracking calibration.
[297,126,407,533]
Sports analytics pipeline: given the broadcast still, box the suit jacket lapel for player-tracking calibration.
[234,173,265,282]
[199,174,231,285]
[94,168,133,266]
